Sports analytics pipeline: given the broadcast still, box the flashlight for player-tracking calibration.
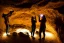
[40,14,43,17]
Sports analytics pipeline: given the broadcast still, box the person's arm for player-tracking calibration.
[2,14,4,17]
[31,17,33,23]
[44,16,46,22]
[8,10,14,17]
[35,16,37,22]
[38,15,41,22]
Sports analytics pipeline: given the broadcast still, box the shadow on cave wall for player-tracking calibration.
[54,5,64,15]
[54,16,64,43]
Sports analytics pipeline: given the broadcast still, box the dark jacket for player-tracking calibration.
[39,15,46,30]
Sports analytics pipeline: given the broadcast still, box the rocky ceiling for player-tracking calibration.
[0,0,64,14]
[0,0,64,6]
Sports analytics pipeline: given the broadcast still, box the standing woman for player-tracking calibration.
[2,10,14,35]
[31,15,37,37]
[39,14,46,40]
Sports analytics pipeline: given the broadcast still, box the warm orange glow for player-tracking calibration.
[15,28,31,36]
[3,33,7,37]
[45,32,54,37]
[2,32,10,38]
[15,28,54,39]
[2,28,54,40]
[15,28,39,39]
[36,29,54,38]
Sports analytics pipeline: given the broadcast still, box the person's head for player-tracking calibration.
[12,32,17,37]
[32,12,35,15]
[42,15,45,18]
[32,12,36,17]
[32,16,36,19]
[41,15,46,20]
[18,32,25,37]
[9,10,14,14]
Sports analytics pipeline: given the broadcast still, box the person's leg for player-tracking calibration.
[31,27,35,37]
[39,30,41,43]
[39,30,41,40]
[33,31,34,37]
[6,24,9,35]
[6,24,8,34]
[33,26,36,37]
[42,29,45,43]
[31,29,32,35]
[43,29,45,40]
[31,25,33,36]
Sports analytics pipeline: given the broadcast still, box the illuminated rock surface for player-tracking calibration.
[0,1,64,43]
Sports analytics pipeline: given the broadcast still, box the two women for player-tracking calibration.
[31,14,46,40]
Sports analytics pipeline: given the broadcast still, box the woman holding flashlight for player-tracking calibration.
[39,14,46,40]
